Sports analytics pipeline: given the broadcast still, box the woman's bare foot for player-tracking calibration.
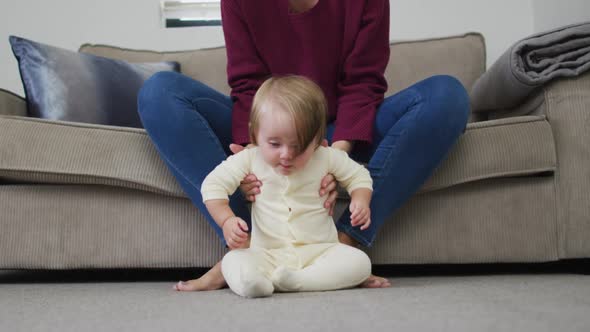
[174,261,227,291]
[338,232,392,288]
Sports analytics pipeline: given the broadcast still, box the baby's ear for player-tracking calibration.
[320,138,329,147]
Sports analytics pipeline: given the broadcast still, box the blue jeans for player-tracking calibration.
[138,72,469,247]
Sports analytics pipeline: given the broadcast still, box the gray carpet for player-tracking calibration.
[1,273,589,332]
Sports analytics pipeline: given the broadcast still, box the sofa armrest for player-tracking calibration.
[0,89,27,117]
[487,71,590,259]
[539,73,590,259]
[0,116,184,197]
[477,71,590,121]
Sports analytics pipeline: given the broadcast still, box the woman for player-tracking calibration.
[138,0,470,291]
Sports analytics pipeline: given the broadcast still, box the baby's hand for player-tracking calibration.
[349,200,371,230]
[222,216,249,249]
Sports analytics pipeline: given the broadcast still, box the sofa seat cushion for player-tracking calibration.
[0,116,184,197]
[420,115,556,193]
[0,115,555,197]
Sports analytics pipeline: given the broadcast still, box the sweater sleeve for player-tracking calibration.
[333,0,390,145]
[327,147,373,194]
[201,148,253,202]
[221,0,270,145]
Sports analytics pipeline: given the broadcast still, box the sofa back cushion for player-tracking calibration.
[79,32,485,96]
[79,44,230,95]
[385,33,485,95]
[0,88,27,117]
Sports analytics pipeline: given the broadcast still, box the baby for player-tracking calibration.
[201,75,373,298]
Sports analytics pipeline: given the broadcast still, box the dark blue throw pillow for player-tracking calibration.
[9,36,180,127]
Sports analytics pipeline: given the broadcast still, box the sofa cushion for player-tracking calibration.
[79,44,230,96]
[385,33,485,95]
[10,36,180,128]
[79,33,485,97]
[0,115,184,197]
[420,115,556,193]
[0,88,26,117]
[0,115,555,197]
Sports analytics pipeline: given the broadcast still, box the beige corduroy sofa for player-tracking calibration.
[1,33,589,270]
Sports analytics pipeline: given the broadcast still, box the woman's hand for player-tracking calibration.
[317,139,337,215]
[222,216,249,249]
[320,173,338,216]
[331,140,353,154]
[230,143,262,202]
[320,139,354,215]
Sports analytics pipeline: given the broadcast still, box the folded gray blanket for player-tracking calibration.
[470,22,590,112]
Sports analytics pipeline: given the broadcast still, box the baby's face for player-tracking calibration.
[256,106,315,176]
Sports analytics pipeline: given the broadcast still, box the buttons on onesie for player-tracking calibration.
[280,176,293,215]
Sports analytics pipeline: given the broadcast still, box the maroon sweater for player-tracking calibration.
[221,0,390,146]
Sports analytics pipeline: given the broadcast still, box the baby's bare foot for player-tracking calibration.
[360,274,392,288]
[174,261,227,291]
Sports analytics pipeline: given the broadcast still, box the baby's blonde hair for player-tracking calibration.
[249,75,327,155]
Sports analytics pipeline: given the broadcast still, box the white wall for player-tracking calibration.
[533,0,590,32]
[0,0,225,97]
[0,0,541,96]
[389,0,534,73]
